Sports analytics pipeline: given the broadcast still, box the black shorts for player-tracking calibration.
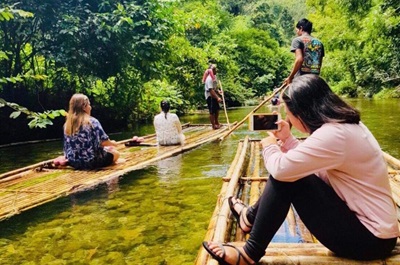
[206,97,220,114]
[92,151,114,169]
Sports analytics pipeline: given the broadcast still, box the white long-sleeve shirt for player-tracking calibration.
[262,122,399,239]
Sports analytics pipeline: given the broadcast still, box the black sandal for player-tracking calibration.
[228,196,253,233]
[202,241,252,265]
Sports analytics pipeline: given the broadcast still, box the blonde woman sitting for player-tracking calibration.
[153,100,185,146]
[63,94,120,169]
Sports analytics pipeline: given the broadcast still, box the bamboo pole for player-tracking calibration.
[242,141,261,241]
[195,139,246,265]
[0,159,54,180]
[230,141,254,241]
[383,151,400,169]
[0,138,61,148]
[211,137,250,243]
[249,141,261,206]
[229,242,400,264]
[219,83,287,141]
[218,80,231,129]
[287,206,297,236]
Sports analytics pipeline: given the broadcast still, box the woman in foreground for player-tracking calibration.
[203,75,399,264]
[63,94,120,170]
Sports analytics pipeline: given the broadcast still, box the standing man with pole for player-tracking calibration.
[284,18,325,85]
[204,64,223,129]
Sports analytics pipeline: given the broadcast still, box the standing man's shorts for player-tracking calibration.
[207,97,220,114]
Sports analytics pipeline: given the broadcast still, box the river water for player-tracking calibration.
[0,99,399,264]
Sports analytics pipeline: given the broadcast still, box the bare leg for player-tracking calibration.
[209,114,216,129]
[214,110,220,128]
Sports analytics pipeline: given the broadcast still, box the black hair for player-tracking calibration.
[160,100,170,119]
[282,75,360,133]
[296,18,313,34]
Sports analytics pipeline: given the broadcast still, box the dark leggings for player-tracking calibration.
[243,175,397,261]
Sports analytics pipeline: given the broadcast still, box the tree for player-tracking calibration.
[0,5,66,128]
[306,0,400,96]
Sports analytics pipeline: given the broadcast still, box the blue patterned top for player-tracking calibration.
[63,117,109,169]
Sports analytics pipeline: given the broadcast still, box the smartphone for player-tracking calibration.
[249,113,281,131]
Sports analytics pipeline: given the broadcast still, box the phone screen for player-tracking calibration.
[251,114,279,131]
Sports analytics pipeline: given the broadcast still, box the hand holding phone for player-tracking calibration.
[249,113,281,131]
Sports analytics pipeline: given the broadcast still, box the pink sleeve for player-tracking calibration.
[262,125,346,182]
[279,135,299,152]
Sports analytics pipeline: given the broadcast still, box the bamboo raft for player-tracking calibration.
[0,123,233,222]
[195,136,400,265]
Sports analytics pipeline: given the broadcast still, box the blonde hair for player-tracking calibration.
[64,93,91,136]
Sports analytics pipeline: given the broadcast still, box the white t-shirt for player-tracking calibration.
[204,75,216,99]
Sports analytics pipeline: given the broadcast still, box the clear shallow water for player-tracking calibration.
[0,99,399,264]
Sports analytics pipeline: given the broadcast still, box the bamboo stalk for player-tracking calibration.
[231,141,253,242]
[229,242,400,264]
[286,206,297,237]
[218,80,231,129]
[0,160,54,180]
[212,137,249,242]
[0,138,61,148]
[249,142,261,206]
[0,189,56,194]
[383,151,400,169]
[195,140,246,265]
[238,177,268,181]
[295,212,316,243]
[389,179,400,210]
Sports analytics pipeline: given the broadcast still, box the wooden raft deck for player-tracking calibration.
[195,136,400,265]
[0,123,232,222]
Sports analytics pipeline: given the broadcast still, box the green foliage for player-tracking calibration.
[307,0,400,96]
[0,97,66,128]
[140,79,187,118]
[374,87,400,99]
[0,5,66,129]
[2,0,399,143]
[229,24,282,95]
[243,1,296,46]
[0,5,33,21]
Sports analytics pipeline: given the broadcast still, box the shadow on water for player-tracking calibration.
[0,100,399,264]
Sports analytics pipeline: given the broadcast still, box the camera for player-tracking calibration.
[249,113,281,131]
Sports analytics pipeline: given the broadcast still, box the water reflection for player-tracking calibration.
[156,155,183,183]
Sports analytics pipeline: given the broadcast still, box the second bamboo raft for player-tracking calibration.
[195,136,400,265]
[0,123,234,222]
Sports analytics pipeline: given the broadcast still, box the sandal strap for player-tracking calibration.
[223,244,253,265]
[240,210,253,228]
